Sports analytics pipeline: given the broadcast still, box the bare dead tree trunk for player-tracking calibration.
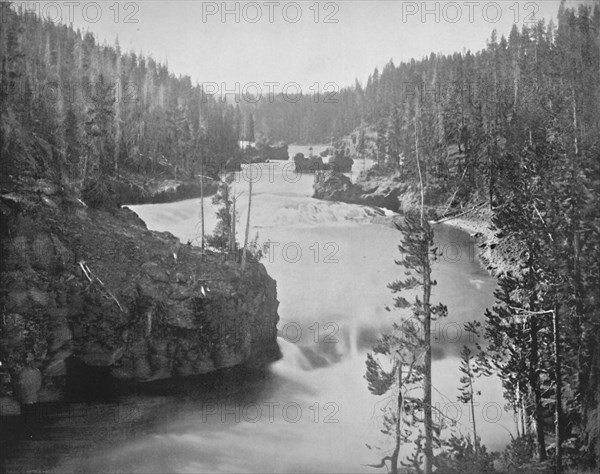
[200,161,205,251]
[422,256,433,474]
[529,314,547,461]
[82,154,89,187]
[515,392,521,439]
[230,191,236,252]
[470,373,479,457]
[114,68,122,179]
[390,364,403,474]
[553,306,563,473]
[414,117,425,224]
[572,88,579,156]
[242,169,252,270]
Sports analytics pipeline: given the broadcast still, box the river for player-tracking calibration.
[5,150,514,473]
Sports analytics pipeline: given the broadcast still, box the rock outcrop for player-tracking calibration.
[0,178,280,407]
[313,170,409,212]
[114,175,219,205]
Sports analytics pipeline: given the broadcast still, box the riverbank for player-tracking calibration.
[313,169,521,277]
[436,205,521,277]
[113,174,219,206]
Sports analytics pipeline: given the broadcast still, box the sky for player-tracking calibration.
[26,1,594,91]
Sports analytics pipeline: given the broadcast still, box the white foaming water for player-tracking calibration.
[276,338,313,371]
[345,321,359,358]
[38,160,512,473]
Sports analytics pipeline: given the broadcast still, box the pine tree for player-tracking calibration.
[366,212,448,474]
[375,119,387,170]
[245,113,255,142]
[63,103,81,181]
[207,175,234,252]
[386,106,403,169]
[81,73,115,206]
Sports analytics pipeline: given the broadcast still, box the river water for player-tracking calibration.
[6,151,514,473]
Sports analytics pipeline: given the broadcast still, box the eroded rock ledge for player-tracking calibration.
[313,170,410,212]
[113,175,219,205]
[0,179,280,409]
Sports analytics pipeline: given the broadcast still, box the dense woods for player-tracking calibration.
[355,2,600,472]
[243,87,360,144]
[0,1,248,205]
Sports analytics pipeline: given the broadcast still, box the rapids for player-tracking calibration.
[7,149,514,473]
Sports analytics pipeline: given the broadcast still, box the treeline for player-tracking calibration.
[243,87,360,144]
[0,1,252,205]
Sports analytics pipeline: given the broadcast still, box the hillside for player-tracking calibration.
[0,4,280,412]
[0,5,247,206]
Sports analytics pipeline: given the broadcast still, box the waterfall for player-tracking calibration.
[347,322,359,358]
[276,337,312,371]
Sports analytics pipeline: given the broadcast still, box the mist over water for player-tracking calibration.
[10,154,513,473]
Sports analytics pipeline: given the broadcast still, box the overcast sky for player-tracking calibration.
[31,0,592,91]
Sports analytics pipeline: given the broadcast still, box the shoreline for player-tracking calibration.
[435,208,519,277]
[368,204,500,276]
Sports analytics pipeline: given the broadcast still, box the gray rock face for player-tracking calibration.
[313,172,362,201]
[0,179,280,404]
[313,170,405,212]
[114,176,219,205]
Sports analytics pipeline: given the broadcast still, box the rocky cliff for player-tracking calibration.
[313,169,412,212]
[0,178,280,410]
[111,174,219,205]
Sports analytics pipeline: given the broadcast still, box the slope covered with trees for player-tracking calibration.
[340,2,599,472]
[0,2,248,206]
[253,2,599,214]
[243,86,360,144]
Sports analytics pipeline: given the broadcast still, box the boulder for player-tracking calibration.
[13,367,42,404]
[313,169,405,212]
